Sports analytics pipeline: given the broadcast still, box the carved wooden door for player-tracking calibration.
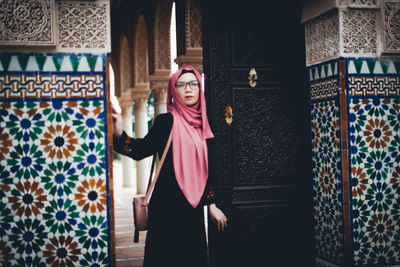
[203,1,313,266]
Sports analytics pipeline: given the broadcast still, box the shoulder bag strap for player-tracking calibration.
[144,128,173,204]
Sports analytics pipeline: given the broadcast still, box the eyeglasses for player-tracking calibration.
[175,80,200,90]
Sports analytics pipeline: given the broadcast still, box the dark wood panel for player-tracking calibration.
[203,0,313,266]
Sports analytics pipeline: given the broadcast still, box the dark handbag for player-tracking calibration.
[132,129,173,243]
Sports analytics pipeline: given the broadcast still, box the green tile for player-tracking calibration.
[354,60,363,74]
[0,54,12,71]
[35,55,47,71]
[380,60,388,74]
[87,56,98,72]
[17,55,29,71]
[70,56,81,72]
[394,60,400,74]
[52,56,64,71]
[366,60,375,74]
[324,64,329,77]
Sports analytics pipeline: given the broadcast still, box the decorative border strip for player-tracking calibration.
[347,58,399,75]
[348,76,400,96]
[0,54,104,72]
[309,60,339,81]
[0,74,104,98]
[310,77,339,101]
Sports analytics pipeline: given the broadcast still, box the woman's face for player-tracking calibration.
[175,72,200,106]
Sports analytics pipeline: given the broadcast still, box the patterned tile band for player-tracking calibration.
[0,54,104,72]
[348,76,400,96]
[0,74,104,98]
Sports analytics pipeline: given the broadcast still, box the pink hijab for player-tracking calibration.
[167,66,214,208]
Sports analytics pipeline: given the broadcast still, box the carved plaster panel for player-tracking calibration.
[348,0,380,8]
[153,0,172,70]
[57,0,111,53]
[383,1,400,52]
[341,9,378,55]
[119,35,131,93]
[305,10,340,66]
[186,0,202,48]
[0,0,55,46]
[134,16,149,84]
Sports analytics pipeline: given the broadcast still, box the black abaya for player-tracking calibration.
[113,113,215,267]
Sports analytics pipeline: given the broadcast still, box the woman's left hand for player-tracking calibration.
[209,204,228,232]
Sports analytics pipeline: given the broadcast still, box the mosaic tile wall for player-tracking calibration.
[309,59,345,266]
[0,53,112,266]
[347,58,400,266]
[310,57,400,267]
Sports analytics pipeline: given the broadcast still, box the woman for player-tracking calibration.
[112,66,227,267]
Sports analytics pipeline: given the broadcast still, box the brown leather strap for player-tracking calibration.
[144,128,173,204]
[145,153,157,194]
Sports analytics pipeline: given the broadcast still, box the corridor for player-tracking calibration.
[113,162,145,267]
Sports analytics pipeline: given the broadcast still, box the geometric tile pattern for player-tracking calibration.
[0,74,104,99]
[347,59,400,75]
[348,76,400,96]
[0,50,110,266]
[311,100,344,265]
[348,97,400,266]
[0,54,104,72]
[0,99,109,266]
[309,60,339,81]
[310,78,338,101]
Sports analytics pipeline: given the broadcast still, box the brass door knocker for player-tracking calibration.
[225,105,233,126]
[248,68,258,88]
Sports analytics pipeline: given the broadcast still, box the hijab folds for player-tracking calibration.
[166,66,214,208]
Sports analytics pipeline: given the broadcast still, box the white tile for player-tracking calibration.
[8,56,21,71]
[373,61,384,74]
[94,56,103,72]
[320,65,326,78]
[43,56,56,72]
[326,63,333,77]
[348,60,357,74]
[77,57,90,72]
[25,56,39,71]
[387,60,397,74]
[314,67,319,80]
[60,56,73,71]
[360,60,370,74]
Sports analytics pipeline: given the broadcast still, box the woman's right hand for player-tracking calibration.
[112,106,123,137]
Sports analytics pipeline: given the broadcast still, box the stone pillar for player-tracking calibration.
[303,2,400,266]
[119,94,136,190]
[149,70,170,117]
[132,88,150,194]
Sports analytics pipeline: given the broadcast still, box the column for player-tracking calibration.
[132,89,150,194]
[149,70,170,117]
[119,95,136,191]
[303,1,400,266]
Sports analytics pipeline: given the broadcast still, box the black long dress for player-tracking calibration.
[113,113,215,267]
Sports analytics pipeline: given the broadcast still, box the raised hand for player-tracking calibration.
[112,106,123,137]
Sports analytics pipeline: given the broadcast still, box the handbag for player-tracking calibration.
[132,129,173,243]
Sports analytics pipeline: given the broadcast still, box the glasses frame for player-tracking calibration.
[175,80,200,90]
